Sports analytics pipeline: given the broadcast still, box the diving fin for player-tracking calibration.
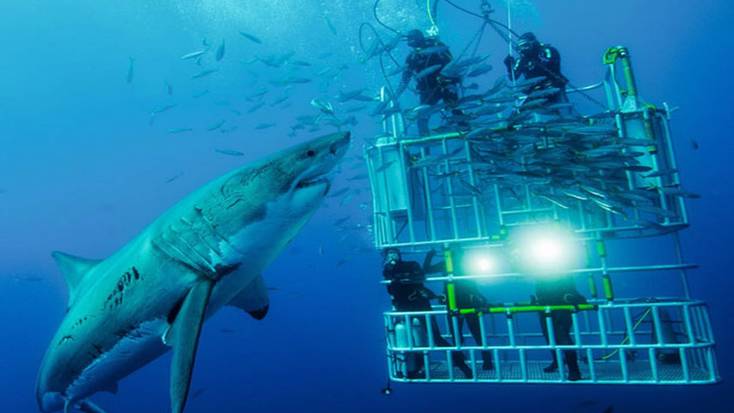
[168,279,214,413]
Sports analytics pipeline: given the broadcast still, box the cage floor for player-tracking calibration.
[391,359,715,384]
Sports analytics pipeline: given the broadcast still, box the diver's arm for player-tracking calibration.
[504,55,523,79]
[545,47,561,75]
[394,56,414,98]
[541,47,568,85]
[422,249,437,273]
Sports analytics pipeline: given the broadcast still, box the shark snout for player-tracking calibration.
[293,132,350,191]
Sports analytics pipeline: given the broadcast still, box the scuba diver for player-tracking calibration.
[395,29,464,136]
[504,32,569,104]
[533,275,586,381]
[425,248,494,371]
[383,248,473,379]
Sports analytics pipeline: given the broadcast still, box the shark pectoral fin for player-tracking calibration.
[79,400,108,413]
[169,279,214,413]
[51,251,102,305]
[228,274,270,320]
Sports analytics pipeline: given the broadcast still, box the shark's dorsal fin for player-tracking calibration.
[168,279,214,413]
[52,251,102,304]
[228,274,270,320]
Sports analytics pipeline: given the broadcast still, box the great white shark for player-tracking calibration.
[36,132,350,413]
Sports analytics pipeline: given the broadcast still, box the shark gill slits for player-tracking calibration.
[226,198,242,210]
[132,267,140,280]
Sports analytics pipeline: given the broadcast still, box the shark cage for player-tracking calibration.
[365,47,719,386]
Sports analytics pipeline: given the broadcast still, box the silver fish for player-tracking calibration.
[215,148,244,157]
[192,69,218,79]
[215,40,225,61]
[207,120,226,132]
[181,50,207,60]
[168,128,193,134]
[248,101,265,113]
[239,31,262,44]
[467,64,493,78]
[311,98,335,116]
[328,188,350,198]
[151,104,177,115]
[126,57,135,84]
[415,64,443,80]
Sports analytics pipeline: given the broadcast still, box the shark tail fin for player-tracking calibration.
[169,279,214,413]
[51,251,102,305]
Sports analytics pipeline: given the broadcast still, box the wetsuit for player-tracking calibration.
[400,38,462,135]
[425,251,494,370]
[506,44,568,104]
[534,276,586,379]
[384,257,472,378]
[451,280,494,370]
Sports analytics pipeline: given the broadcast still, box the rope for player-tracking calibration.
[358,22,403,104]
[373,0,400,34]
[598,308,652,361]
[444,0,484,19]
[455,21,488,62]
[507,0,516,85]
[441,0,607,110]
[426,0,439,35]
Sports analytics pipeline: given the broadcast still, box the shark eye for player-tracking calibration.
[306,149,316,157]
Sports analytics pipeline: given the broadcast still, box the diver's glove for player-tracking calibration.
[504,55,516,72]
[563,292,588,306]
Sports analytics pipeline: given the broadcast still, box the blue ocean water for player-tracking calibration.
[1,1,732,412]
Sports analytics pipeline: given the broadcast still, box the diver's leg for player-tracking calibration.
[540,312,558,372]
[443,84,469,131]
[417,91,438,136]
[465,314,493,370]
[435,315,472,378]
[555,312,581,380]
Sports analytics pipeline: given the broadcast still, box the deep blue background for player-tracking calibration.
[1,1,732,412]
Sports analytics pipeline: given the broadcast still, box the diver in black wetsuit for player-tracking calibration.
[383,248,473,379]
[504,32,568,104]
[533,275,586,381]
[425,248,494,371]
[396,29,463,136]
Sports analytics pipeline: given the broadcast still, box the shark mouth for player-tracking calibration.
[295,177,329,189]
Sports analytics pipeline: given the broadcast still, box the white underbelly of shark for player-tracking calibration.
[35,132,350,413]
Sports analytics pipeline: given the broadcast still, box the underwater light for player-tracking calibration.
[461,249,499,275]
[513,225,580,274]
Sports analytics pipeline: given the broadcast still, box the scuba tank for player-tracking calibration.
[392,318,428,378]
